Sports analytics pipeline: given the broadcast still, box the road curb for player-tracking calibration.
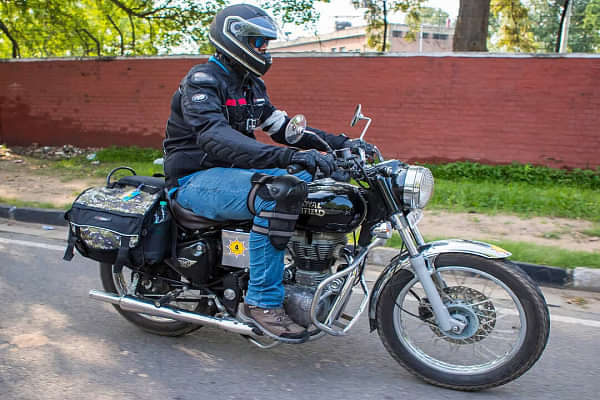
[0,203,67,226]
[366,246,598,292]
[2,203,598,292]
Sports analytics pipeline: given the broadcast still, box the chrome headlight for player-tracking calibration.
[394,166,434,209]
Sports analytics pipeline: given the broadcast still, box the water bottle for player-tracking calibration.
[154,201,169,224]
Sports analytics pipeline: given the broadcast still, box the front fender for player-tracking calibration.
[368,239,511,331]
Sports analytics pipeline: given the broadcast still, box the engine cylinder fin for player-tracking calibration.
[289,231,347,272]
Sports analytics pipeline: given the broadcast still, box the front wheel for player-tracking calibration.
[376,253,550,391]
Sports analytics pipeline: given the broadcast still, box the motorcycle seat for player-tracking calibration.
[168,198,249,230]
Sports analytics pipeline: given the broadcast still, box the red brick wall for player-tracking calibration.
[1,54,598,169]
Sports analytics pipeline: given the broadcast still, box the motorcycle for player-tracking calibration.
[88,105,550,391]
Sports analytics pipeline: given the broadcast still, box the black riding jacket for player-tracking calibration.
[163,55,348,187]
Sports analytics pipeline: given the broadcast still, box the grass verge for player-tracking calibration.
[36,146,165,181]
[386,233,600,269]
[425,161,600,190]
[581,225,600,238]
[0,197,71,210]
[430,179,600,222]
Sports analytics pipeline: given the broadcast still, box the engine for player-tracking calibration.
[283,231,348,327]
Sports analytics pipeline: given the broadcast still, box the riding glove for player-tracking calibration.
[290,150,335,177]
[345,138,377,159]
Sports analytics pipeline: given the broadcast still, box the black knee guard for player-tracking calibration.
[247,173,308,250]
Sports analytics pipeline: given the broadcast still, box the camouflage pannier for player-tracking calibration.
[63,168,170,269]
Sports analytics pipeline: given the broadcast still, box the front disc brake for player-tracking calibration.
[420,286,497,344]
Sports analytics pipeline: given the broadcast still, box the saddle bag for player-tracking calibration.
[63,167,170,270]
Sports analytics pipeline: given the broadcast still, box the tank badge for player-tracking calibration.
[176,258,196,268]
[228,240,245,257]
[301,201,326,217]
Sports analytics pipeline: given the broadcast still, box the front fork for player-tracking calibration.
[391,214,465,334]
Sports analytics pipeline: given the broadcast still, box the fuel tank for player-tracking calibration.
[296,178,367,233]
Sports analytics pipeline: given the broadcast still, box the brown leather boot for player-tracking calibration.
[243,303,307,339]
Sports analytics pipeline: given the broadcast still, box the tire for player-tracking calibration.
[100,262,202,337]
[375,253,550,391]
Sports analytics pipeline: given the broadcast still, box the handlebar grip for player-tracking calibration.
[287,163,305,174]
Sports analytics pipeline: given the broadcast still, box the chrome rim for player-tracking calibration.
[113,266,198,323]
[392,266,527,375]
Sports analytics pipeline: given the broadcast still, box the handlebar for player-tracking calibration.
[286,142,378,182]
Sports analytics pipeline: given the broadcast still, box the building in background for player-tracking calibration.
[270,23,454,53]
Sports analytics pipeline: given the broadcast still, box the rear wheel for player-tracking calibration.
[100,263,210,337]
[376,253,550,391]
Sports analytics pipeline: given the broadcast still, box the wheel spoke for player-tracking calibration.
[469,299,493,307]
[476,342,504,359]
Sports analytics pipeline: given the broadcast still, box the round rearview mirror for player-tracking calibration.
[351,104,362,127]
[285,114,307,144]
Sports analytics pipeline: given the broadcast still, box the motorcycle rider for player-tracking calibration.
[163,4,375,339]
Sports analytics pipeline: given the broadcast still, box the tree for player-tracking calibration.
[420,7,450,27]
[453,0,491,51]
[490,0,536,52]
[0,0,324,58]
[352,0,424,52]
[527,0,600,53]
[584,0,600,51]
[454,0,543,52]
[353,0,533,52]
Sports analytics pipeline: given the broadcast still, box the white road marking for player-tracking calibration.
[548,314,600,328]
[2,236,600,329]
[0,236,65,252]
[502,307,600,328]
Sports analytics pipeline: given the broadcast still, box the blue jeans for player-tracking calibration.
[175,167,311,309]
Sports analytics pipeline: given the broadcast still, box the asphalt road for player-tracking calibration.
[1,228,599,400]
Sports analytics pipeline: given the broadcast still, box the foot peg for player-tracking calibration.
[154,288,184,307]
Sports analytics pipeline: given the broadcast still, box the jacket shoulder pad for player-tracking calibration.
[187,66,218,87]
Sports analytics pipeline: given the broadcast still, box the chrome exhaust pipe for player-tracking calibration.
[89,289,258,336]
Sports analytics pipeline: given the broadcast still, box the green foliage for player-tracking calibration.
[583,0,600,50]
[487,238,600,268]
[95,145,162,163]
[581,225,600,237]
[430,178,600,221]
[528,0,600,53]
[489,0,536,52]
[261,0,327,25]
[419,7,449,27]
[45,146,164,180]
[0,196,70,210]
[0,0,324,58]
[355,0,425,51]
[52,155,163,180]
[424,162,600,190]
[0,0,222,57]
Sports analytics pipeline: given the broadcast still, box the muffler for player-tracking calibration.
[89,289,258,336]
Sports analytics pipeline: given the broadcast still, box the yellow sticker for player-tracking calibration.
[228,240,245,256]
[490,244,509,254]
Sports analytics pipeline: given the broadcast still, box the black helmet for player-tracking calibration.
[209,4,278,76]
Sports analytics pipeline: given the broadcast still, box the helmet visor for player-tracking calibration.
[229,15,278,41]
